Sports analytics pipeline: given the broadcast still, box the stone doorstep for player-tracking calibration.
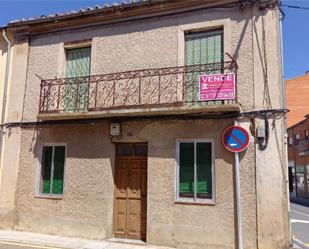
[0,230,174,249]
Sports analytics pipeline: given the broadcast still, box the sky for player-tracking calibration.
[0,0,308,80]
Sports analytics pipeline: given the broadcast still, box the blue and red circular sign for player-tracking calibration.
[222,126,250,153]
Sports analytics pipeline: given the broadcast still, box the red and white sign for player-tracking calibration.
[199,73,235,101]
[222,126,250,153]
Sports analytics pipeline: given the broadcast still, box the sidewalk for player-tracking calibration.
[0,229,301,249]
[0,230,174,249]
[290,196,309,207]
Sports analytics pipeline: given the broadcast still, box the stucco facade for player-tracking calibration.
[0,31,25,228]
[0,1,289,249]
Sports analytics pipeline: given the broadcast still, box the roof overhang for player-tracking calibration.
[7,0,241,37]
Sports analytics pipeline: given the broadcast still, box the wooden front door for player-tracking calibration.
[113,143,147,241]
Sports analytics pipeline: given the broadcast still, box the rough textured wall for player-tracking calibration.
[0,38,7,116]
[15,124,115,239]
[0,127,22,228]
[15,119,257,249]
[252,6,290,249]
[22,7,254,122]
[5,39,29,123]
[0,34,28,229]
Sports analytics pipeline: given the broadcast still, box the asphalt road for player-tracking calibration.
[290,202,309,248]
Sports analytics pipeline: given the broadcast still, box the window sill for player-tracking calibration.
[35,194,64,200]
[175,199,215,206]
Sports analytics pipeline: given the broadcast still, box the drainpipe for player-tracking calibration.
[0,29,11,160]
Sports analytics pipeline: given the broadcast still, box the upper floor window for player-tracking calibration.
[185,29,223,67]
[185,29,223,101]
[295,133,300,145]
[38,145,66,197]
[305,130,309,139]
[66,47,91,77]
[177,140,214,203]
[288,136,293,147]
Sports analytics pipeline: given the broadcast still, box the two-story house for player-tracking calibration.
[0,1,290,248]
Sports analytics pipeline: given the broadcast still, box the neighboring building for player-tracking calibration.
[287,115,309,198]
[0,28,25,228]
[0,1,290,248]
[286,72,309,199]
[286,72,309,127]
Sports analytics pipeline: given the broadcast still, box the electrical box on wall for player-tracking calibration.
[257,125,265,139]
[110,123,121,136]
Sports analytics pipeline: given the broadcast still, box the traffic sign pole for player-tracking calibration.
[235,152,243,249]
[222,125,249,249]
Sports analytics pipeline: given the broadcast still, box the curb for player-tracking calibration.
[0,240,66,249]
[294,238,309,249]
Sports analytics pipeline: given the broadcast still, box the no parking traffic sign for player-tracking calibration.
[222,125,249,249]
[222,126,249,153]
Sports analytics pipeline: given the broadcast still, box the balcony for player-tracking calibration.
[38,61,240,120]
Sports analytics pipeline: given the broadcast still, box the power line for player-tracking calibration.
[281,4,309,10]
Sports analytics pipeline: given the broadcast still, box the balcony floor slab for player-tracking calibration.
[37,103,241,121]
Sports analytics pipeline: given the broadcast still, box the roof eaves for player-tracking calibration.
[287,115,309,130]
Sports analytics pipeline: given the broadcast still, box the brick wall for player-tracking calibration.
[286,73,309,128]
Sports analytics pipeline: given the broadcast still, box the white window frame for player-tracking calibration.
[176,139,215,205]
[289,136,293,146]
[295,133,300,145]
[35,143,67,199]
[305,130,309,139]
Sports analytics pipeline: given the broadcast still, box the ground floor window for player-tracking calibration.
[296,165,305,193]
[38,145,66,196]
[177,140,214,203]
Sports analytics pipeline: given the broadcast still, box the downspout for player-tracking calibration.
[0,29,11,161]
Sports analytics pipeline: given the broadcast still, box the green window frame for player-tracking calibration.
[177,140,215,203]
[38,145,66,196]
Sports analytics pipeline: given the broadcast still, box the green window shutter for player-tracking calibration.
[65,47,91,112]
[52,146,66,195]
[185,30,223,102]
[41,146,53,194]
[196,142,212,198]
[66,47,91,78]
[185,30,223,66]
[179,143,195,197]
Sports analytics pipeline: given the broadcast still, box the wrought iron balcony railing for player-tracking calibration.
[39,61,237,114]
